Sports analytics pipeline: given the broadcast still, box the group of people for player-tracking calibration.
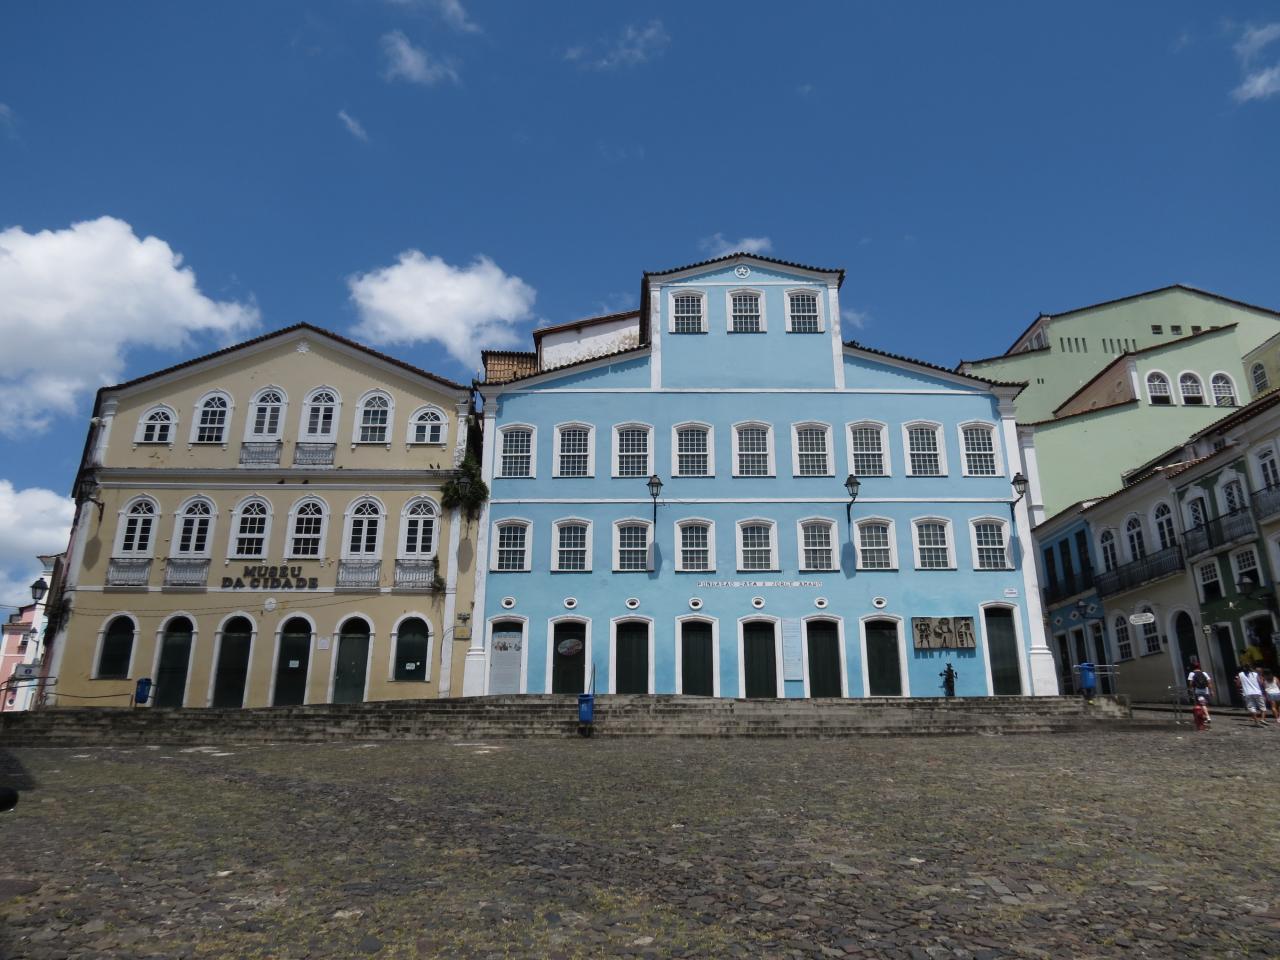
[1187,659,1280,730]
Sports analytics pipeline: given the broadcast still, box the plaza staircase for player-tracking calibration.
[0,695,1133,746]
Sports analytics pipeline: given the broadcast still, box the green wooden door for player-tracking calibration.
[551,622,586,694]
[274,620,311,706]
[865,619,902,697]
[743,622,777,699]
[212,617,252,708]
[154,617,193,708]
[615,621,649,694]
[333,621,370,704]
[985,608,1023,696]
[806,620,842,697]
[680,621,714,696]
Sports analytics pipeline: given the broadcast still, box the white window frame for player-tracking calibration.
[170,496,216,559]
[552,422,595,478]
[490,519,532,572]
[612,422,653,479]
[134,404,178,445]
[498,424,537,478]
[911,517,956,570]
[114,496,160,557]
[1111,615,1134,662]
[674,518,716,572]
[1231,546,1263,590]
[1252,362,1269,395]
[1138,606,1161,656]
[398,497,440,560]
[228,497,273,560]
[667,289,707,334]
[1145,371,1172,405]
[1218,472,1248,514]
[1210,372,1237,407]
[791,422,834,477]
[1123,514,1147,562]
[406,405,447,445]
[1098,529,1119,572]
[731,421,775,477]
[551,518,593,573]
[783,287,825,333]
[1185,495,1208,530]
[796,517,838,572]
[671,422,715,478]
[846,420,890,477]
[243,385,288,441]
[1177,371,1205,406]
[612,518,653,572]
[1256,444,1280,491]
[902,421,947,477]
[285,497,329,560]
[340,496,385,560]
[855,517,898,570]
[189,390,234,445]
[735,518,778,572]
[725,287,767,333]
[352,390,395,446]
[1198,560,1222,603]
[1151,502,1177,552]
[957,421,1003,477]
[300,386,342,441]
[969,516,1012,570]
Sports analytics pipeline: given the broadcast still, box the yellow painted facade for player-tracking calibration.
[48,325,479,709]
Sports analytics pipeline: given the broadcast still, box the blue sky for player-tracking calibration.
[2,0,1280,605]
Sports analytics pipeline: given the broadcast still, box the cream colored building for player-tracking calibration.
[47,324,478,709]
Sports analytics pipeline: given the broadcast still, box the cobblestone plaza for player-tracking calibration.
[2,727,1279,959]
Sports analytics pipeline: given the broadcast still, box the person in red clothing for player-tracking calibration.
[1192,696,1210,732]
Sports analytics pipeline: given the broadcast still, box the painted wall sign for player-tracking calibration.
[911,617,977,650]
[1003,588,1019,598]
[221,564,319,591]
[697,579,823,589]
[1128,612,1155,626]
[781,618,803,681]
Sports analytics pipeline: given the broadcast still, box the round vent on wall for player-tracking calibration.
[500,596,516,609]
[689,598,704,611]
[814,597,829,609]
[751,596,766,609]
[872,596,888,609]
[563,597,578,609]
[625,597,640,610]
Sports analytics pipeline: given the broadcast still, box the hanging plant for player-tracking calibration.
[441,456,489,520]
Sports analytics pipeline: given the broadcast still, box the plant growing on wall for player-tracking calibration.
[441,456,489,520]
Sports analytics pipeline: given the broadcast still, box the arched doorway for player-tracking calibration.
[1172,612,1198,677]
[864,619,902,697]
[212,616,252,708]
[806,620,842,697]
[333,618,371,703]
[394,618,429,682]
[680,621,713,696]
[742,621,778,699]
[551,621,586,694]
[984,607,1023,696]
[273,618,312,706]
[154,616,194,708]
[614,621,650,694]
[488,620,524,694]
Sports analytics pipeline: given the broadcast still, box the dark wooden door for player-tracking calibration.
[154,618,193,708]
[986,608,1023,695]
[212,618,252,708]
[333,627,370,704]
[743,622,777,699]
[865,619,902,697]
[273,622,311,706]
[551,622,586,694]
[806,620,842,697]
[1215,626,1242,706]
[615,622,649,694]
[680,621,713,696]
[1173,613,1198,677]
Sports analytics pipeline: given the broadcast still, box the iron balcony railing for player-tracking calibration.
[293,442,336,466]
[106,557,152,587]
[1042,570,1095,607]
[394,559,437,590]
[1095,545,1184,598]
[239,441,282,466]
[336,559,381,589]
[1183,509,1256,557]
[164,558,210,587]
[1253,484,1280,523]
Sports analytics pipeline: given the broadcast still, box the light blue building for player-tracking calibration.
[461,254,1057,699]
[1033,504,1110,694]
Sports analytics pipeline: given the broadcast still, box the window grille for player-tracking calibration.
[235,501,269,557]
[789,292,820,332]
[850,425,885,475]
[962,426,997,475]
[252,391,283,436]
[502,429,533,477]
[737,426,769,475]
[404,502,436,555]
[916,521,950,568]
[680,523,710,571]
[796,427,829,476]
[557,523,588,571]
[496,524,527,570]
[974,521,1008,569]
[196,396,228,443]
[141,410,171,443]
[1113,618,1133,660]
[617,428,650,476]
[1252,363,1269,394]
[740,523,773,570]
[801,522,834,570]
[307,392,336,436]
[177,501,211,555]
[908,426,941,475]
[1125,517,1146,560]
[673,294,703,333]
[617,524,649,571]
[558,427,590,476]
[1154,504,1176,551]
[347,502,380,556]
[414,410,443,443]
[1211,374,1236,407]
[1179,374,1204,405]
[676,427,709,476]
[121,501,155,553]
[858,522,893,569]
[290,501,324,556]
[1147,374,1171,405]
[360,395,390,442]
[731,293,761,333]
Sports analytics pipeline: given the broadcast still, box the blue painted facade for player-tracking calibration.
[1036,513,1109,693]
[465,255,1056,699]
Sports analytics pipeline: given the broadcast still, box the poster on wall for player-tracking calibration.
[911,616,977,650]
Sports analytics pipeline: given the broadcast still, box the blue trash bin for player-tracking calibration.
[135,677,153,705]
[577,693,594,725]
[1079,662,1096,698]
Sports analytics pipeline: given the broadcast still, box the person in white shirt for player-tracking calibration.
[1187,660,1213,724]
[1237,666,1266,726]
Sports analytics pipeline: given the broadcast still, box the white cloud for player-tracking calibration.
[337,109,369,141]
[572,20,670,70]
[1234,63,1280,102]
[0,481,74,608]
[1235,23,1280,63]
[0,217,259,436]
[1231,23,1280,102]
[698,233,774,258]
[0,103,13,126]
[386,0,481,33]
[842,307,870,331]
[348,251,536,366]
[380,30,459,86]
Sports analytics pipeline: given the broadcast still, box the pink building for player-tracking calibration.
[1,605,38,712]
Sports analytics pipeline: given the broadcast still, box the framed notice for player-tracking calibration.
[781,618,804,681]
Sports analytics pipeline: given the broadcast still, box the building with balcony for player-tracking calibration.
[47,325,476,709]
[1032,504,1109,695]
[465,253,1056,701]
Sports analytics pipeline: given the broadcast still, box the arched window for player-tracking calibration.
[849,422,888,476]
[615,520,654,571]
[913,519,954,569]
[553,519,591,572]
[799,519,836,570]
[356,392,392,443]
[614,424,653,477]
[500,426,534,477]
[732,423,772,477]
[1153,503,1176,551]
[136,406,175,444]
[971,519,1010,569]
[1140,606,1160,655]
[1186,496,1207,529]
[905,422,945,476]
[232,500,270,558]
[1146,373,1171,405]
[1252,363,1269,395]
[409,407,445,444]
[248,388,285,438]
[1179,373,1204,405]
[671,292,705,333]
[554,423,593,477]
[288,499,326,557]
[1125,517,1146,561]
[676,520,713,571]
[1258,448,1280,490]
[118,498,157,555]
[303,388,339,439]
[737,520,777,571]
[96,615,135,679]
[729,291,763,333]
[793,423,833,477]
[1112,616,1133,661]
[673,424,711,477]
[393,617,430,682]
[961,423,999,476]
[401,500,437,557]
[786,291,821,333]
[856,519,896,570]
[493,520,531,571]
[1223,478,1246,514]
[194,393,230,443]
[346,500,382,556]
[1099,530,1119,572]
[1211,374,1236,407]
[174,499,213,556]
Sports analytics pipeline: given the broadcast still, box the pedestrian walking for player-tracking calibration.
[1192,696,1210,732]
[1187,659,1213,725]
[1262,670,1280,725]
[1237,665,1267,727]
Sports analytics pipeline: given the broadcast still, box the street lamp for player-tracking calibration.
[30,578,48,603]
[843,473,861,524]
[647,474,663,525]
[1011,473,1029,501]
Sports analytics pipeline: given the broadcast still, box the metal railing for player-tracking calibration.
[1253,484,1280,523]
[1042,570,1095,607]
[106,557,152,587]
[239,441,282,466]
[394,559,437,590]
[164,558,210,587]
[293,442,336,466]
[1183,509,1256,557]
[336,559,381,589]
[1095,545,1184,598]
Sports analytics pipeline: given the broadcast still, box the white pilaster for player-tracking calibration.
[438,504,462,697]
[827,283,845,390]
[461,403,498,696]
